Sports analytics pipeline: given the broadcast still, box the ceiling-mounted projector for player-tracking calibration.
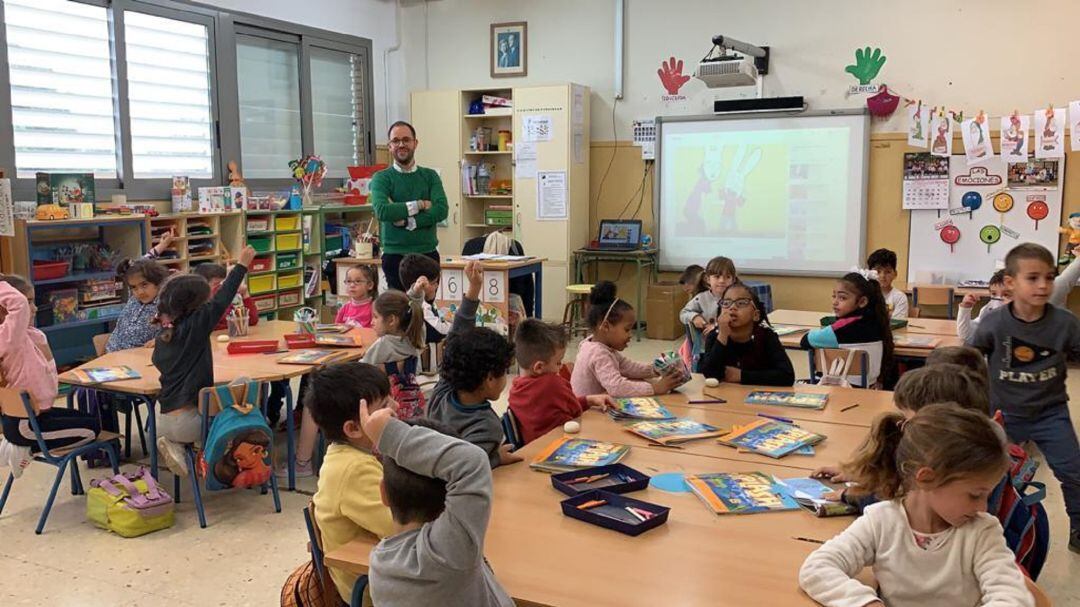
[695,35,769,89]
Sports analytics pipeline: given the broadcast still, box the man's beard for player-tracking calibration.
[395,149,414,165]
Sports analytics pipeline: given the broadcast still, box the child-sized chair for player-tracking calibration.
[682,322,707,372]
[912,285,956,319]
[303,502,368,607]
[500,408,524,451]
[172,380,281,528]
[808,348,870,388]
[0,388,121,534]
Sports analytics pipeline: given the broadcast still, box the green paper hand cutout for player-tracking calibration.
[845,47,887,85]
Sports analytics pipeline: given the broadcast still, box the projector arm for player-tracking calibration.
[711,35,766,59]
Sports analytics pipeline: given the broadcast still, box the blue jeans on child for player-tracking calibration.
[1002,402,1080,531]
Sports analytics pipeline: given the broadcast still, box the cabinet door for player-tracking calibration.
[410,90,462,256]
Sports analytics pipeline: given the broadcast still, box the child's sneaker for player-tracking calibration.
[0,440,32,479]
[275,458,314,479]
[156,436,189,478]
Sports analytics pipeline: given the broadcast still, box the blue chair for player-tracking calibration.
[172,381,281,528]
[683,323,706,373]
[501,409,523,451]
[304,502,368,607]
[0,388,121,534]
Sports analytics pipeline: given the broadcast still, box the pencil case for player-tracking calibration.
[226,340,279,354]
[283,333,316,349]
[560,490,670,536]
[551,464,650,497]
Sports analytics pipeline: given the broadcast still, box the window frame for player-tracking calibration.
[0,0,375,201]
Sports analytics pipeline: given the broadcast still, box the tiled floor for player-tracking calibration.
[2,336,1079,605]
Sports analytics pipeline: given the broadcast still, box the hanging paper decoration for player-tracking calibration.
[1070,101,1080,151]
[906,102,929,149]
[960,113,994,166]
[1027,198,1049,229]
[930,111,952,157]
[979,225,1001,252]
[999,113,1029,164]
[867,85,899,118]
[845,47,887,86]
[1034,107,1065,159]
[993,192,1014,223]
[961,191,982,219]
[939,225,961,252]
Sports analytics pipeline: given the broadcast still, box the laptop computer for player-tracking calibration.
[585,219,643,252]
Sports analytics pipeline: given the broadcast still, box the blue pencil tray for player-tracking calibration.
[560,489,670,536]
[550,463,650,497]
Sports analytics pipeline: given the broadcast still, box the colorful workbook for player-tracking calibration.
[624,418,725,446]
[774,477,858,518]
[718,418,826,458]
[278,350,350,365]
[314,334,362,347]
[685,472,799,515]
[607,397,675,421]
[529,436,630,473]
[315,323,350,333]
[893,335,941,348]
[744,390,829,410]
[69,365,141,384]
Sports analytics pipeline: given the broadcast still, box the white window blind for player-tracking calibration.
[236,34,301,179]
[124,11,214,179]
[4,0,117,178]
[311,47,364,178]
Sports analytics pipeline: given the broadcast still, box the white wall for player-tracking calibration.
[201,0,405,140]
[401,0,1080,140]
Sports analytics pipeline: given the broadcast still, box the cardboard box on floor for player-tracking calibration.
[646,282,689,340]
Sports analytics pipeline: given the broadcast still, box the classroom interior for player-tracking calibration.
[2,0,1080,605]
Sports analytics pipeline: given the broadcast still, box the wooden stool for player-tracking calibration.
[562,284,593,338]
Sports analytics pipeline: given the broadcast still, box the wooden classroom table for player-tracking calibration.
[324,422,858,607]
[59,320,375,487]
[769,309,962,358]
[903,283,989,299]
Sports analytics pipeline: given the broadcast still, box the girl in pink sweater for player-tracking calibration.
[0,276,99,478]
[571,282,684,398]
[336,264,377,328]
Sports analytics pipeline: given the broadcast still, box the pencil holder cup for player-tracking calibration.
[227,315,249,337]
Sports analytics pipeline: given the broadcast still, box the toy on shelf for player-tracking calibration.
[228,160,246,188]
[35,204,69,220]
[171,176,192,212]
[343,165,387,205]
[288,155,327,207]
[35,172,95,206]
[1059,212,1080,262]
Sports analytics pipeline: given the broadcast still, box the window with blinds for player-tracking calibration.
[311,47,365,178]
[4,0,118,178]
[236,34,301,179]
[124,11,214,179]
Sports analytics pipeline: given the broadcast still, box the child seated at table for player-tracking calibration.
[800,271,895,389]
[192,262,259,332]
[507,319,613,446]
[106,230,176,352]
[799,404,1032,607]
[152,246,254,477]
[337,264,378,328]
[308,362,395,604]
[0,276,99,477]
[571,281,684,398]
[925,345,989,379]
[678,264,704,296]
[957,270,1008,342]
[425,262,518,467]
[362,403,514,607]
[398,253,450,345]
[866,248,908,320]
[698,282,794,386]
[679,256,737,333]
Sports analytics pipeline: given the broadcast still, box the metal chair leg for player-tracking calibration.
[124,407,133,459]
[0,472,13,516]
[173,472,181,503]
[186,448,206,528]
[269,473,282,513]
[70,461,84,496]
[106,442,120,474]
[134,403,147,457]
[37,459,70,535]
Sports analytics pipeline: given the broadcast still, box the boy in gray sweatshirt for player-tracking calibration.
[362,402,514,607]
[423,262,518,467]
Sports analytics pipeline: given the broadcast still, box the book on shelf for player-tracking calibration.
[744,390,829,410]
[69,365,142,384]
[774,477,858,517]
[686,472,799,515]
[529,436,630,473]
[278,350,350,365]
[717,418,826,458]
[607,397,676,421]
[623,418,725,445]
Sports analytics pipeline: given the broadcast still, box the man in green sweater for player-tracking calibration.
[371,121,449,291]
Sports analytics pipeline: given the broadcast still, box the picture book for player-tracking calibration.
[774,477,858,518]
[69,365,141,384]
[607,397,675,421]
[314,334,362,347]
[530,436,631,473]
[744,390,828,410]
[685,472,799,515]
[315,323,350,333]
[623,418,725,446]
[278,350,350,365]
[718,418,826,458]
[893,335,941,348]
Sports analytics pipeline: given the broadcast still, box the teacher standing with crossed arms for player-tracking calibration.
[369,121,449,291]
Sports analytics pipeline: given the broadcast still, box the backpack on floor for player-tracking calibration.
[384,357,425,421]
[86,466,174,538]
[198,380,274,491]
[989,412,1050,580]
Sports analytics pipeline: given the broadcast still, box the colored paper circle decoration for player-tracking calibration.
[993,193,1014,213]
[1027,200,1049,229]
[961,191,982,217]
[979,225,1001,251]
[940,225,961,252]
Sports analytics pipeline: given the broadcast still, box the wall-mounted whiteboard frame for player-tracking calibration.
[653,109,870,276]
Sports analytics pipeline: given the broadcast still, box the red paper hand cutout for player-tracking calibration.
[658,57,690,95]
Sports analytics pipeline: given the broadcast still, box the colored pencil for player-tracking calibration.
[757,413,794,424]
[840,404,860,412]
[688,398,727,404]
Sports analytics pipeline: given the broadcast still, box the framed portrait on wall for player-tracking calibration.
[490,21,527,78]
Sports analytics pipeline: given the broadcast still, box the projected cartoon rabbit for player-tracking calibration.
[681,145,762,234]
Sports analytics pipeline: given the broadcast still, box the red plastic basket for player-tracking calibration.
[32,260,71,281]
[284,333,316,349]
[226,340,280,354]
[249,256,273,273]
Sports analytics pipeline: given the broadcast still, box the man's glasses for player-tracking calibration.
[389,137,415,147]
[719,298,754,310]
